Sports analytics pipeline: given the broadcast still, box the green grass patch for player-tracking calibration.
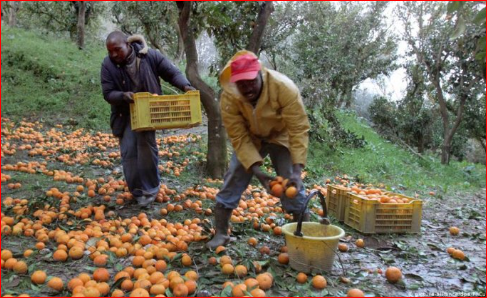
[2,26,109,130]
[306,111,485,196]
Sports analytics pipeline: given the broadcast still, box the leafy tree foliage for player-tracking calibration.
[397,1,485,164]
[17,1,103,43]
[111,2,181,60]
[290,2,397,108]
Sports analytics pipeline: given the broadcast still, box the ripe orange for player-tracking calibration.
[184,279,197,294]
[311,275,327,289]
[31,270,47,284]
[112,289,124,297]
[296,272,307,284]
[452,249,465,260]
[285,186,298,198]
[47,277,64,292]
[139,235,152,246]
[69,246,84,260]
[132,256,145,267]
[1,250,13,261]
[173,283,189,297]
[271,184,284,197]
[385,267,402,283]
[446,247,455,255]
[244,278,259,289]
[277,253,289,265]
[185,270,199,281]
[215,245,226,254]
[248,237,258,247]
[121,279,134,291]
[347,288,365,297]
[221,263,234,275]
[256,273,273,290]
[235,265,248,277]
[68,278,84,292]
[93,254,108,267]
[220,255,233,266]
[93,268,110,282]
[53,250,68,262]
[130,288,150,297]
[4,258,18,270]
[150,284,166,295]
[181,254,192,267]
[250,288,266,297]
[232,283,247,297]
[13,261,28,274]
[355,239,365,248]
[449,227,460,236]
[259,246,270,255]
[338,243,349,252]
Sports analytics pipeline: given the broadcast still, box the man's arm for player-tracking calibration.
[277,79,310,190]
[101,63,133,104]
[152,51,192,91]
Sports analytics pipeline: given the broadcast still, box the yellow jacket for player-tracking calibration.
[220,51,310,171]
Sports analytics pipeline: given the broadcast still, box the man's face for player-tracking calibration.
[235,72,263,103]
[106,39,131,65]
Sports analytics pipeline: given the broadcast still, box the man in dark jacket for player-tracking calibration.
[101,31,194,207]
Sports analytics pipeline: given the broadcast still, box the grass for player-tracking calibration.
[2,26,109,131]
[306,111,486,196]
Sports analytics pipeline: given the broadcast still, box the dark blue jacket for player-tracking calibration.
[101,37,191,137]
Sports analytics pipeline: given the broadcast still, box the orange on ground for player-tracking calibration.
[256,273,273,290]
[347,288,365,297]
[296,272,307,284]
[31,270,47,284]
[278,253,289,264]
[449,227,460,236]
[355,239,365,248]
[173,283,189,297]
[232,283,247,297]
[385,267,402,283]
[311,275,327,289]
[47,277,64,292]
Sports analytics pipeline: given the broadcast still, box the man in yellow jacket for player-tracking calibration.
[207,50,311,249]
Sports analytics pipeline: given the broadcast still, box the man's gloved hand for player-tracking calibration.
[183,85,196,92]
[288,164,304,191]
[122,92,135,103]
[251,163,274,193]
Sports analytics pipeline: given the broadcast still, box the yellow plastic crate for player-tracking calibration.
[344,193,422,234]
[130,91,202,131]
[326,185,349,222]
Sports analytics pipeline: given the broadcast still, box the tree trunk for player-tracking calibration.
[76,1,86,49]
[7,1,20,26]
[177,1,228,178]
[247,2,274,54]
[175,24,185,64]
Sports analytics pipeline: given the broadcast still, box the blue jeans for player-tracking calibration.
[216,143,306,213]
[119,122,160,197]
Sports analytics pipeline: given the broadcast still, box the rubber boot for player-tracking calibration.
[206,203,232,249]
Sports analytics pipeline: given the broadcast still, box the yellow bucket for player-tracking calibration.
[282,222,345,273]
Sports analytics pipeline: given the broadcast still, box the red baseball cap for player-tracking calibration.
[230,54,261,83]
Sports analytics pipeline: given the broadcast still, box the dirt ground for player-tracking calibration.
[1,119,485,297]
